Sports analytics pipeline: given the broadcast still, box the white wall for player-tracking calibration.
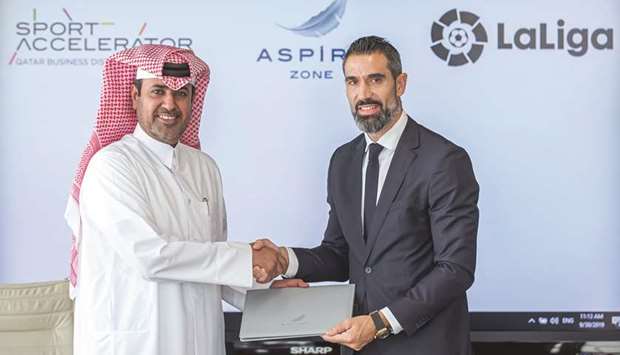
[1,0,619,312]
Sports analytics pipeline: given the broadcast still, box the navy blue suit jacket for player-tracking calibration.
[293,117,479,355]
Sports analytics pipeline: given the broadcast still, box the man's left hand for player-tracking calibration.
[321,315,376,351]
[270,278,309,288]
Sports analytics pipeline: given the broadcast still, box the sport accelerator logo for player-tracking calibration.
[256,0,347,80]
[431,8,615,67]
[8,8,193,66]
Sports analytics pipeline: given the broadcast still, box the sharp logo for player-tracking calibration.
[290,346,333,354]
[430,8,615,67]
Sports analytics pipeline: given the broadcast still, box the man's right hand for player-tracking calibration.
[251,239,289,283]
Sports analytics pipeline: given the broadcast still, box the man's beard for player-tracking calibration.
[352,99,397,134]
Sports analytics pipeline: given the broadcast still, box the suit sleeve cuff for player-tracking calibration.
[381,307,404,335]
[284,247,299,278]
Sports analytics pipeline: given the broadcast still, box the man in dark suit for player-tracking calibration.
[254,35,479,355]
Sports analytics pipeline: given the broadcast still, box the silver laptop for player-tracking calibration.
[239,284,355,342]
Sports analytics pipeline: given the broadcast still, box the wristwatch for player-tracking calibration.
[369,311,391,340]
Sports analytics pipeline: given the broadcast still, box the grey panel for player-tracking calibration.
[439,8,458,26]
[448,52,469,66]
[431,22,445,43]
[431,43,450,61]
[460,11,480,26]
[240,284,355,342]
[472,23,488,42]
[468,44,485,62]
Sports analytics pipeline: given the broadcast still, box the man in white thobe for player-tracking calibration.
[65,45,284,355]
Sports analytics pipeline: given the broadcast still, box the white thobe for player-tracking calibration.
[74,125,252,355]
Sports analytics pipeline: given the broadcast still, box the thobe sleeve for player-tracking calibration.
[80,150,253,288]
[215,193,273,309]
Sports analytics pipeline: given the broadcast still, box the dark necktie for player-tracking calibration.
[364,143,383,243]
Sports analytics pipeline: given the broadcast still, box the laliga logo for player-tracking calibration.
[497,20,613,56]
[431,9,488,66]
[430,8,615,67]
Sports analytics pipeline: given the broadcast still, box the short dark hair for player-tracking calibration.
[342,36,402,79]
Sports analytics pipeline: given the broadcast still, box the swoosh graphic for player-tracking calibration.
[291,314,306,322]
[278,0,347,37]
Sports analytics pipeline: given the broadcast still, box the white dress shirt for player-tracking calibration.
[285,111,409,334]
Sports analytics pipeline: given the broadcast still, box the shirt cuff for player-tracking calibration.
[283,247,299,278]
[381,307,403,335]
[251,278,273,289]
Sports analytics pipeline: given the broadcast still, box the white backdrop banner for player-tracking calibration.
[1,0,618,312]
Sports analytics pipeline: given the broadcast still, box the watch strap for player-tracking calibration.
[370,311,388,333]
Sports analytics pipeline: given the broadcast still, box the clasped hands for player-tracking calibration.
[251,238,289,283]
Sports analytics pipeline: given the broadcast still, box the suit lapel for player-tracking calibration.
[363,118,419,263]
[340,136,366,257]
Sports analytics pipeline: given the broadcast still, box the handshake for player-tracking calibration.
[251,239,289,283]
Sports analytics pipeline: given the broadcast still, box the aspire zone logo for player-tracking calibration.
[430,8,615,67]
[257,0,348,80]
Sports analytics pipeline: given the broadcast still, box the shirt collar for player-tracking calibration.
[133,124,176,169]
[364,110,408,152]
